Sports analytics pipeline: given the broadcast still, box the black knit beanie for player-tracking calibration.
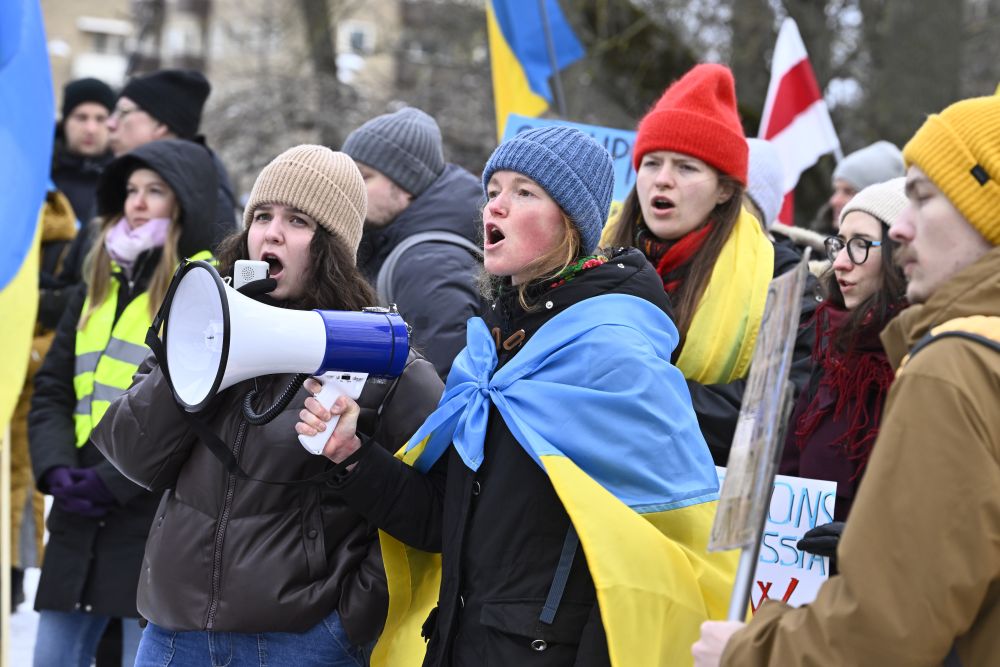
[62,77,115,118]
[119,69,210,139]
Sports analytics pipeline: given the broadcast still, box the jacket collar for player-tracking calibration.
[881,244,1000,368]
[484,248,672,348]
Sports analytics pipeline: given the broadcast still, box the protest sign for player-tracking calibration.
[708,255,811,619]
[717,468,836,609]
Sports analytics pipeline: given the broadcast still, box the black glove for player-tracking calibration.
[236,277,277,299]
[797,521,845,559]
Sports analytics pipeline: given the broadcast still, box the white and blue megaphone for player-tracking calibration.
[158,260,409,454]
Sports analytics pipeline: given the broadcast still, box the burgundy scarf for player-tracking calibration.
[635,221,714,294]
[794,301,897,479]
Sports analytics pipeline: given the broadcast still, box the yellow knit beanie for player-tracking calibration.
[243,145,368,260]
[903,95,1000,245]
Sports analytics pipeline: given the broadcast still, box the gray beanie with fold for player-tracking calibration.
[341,107,446,196]
[832,140,905,191]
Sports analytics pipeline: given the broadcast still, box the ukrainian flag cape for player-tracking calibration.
[372,293,738,667]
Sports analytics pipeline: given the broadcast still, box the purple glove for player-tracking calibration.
[55,468,117,518]
[43,466,74,496]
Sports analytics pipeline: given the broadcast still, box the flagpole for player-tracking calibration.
[537,0,569,119]
[2,426,11,667]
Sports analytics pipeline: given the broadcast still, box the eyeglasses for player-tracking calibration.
[824,236,883,265]
[110,105,141,121]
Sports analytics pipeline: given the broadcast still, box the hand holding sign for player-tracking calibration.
[797,521,845,561]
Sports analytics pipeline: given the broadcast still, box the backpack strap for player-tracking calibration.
[376,231,481,306]
[900,316,1000,372]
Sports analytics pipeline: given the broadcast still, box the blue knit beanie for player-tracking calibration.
[482,126,614,254]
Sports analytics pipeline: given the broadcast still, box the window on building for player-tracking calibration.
[339,20,375,56]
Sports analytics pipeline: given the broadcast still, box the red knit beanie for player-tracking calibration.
[633,63,748,185]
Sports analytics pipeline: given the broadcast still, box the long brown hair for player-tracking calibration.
[79,210,182,329]
[478,212,583,311]
[606,175,745,339]
[214,225,377,312]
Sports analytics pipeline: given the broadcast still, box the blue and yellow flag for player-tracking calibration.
[372,294,739,667]
[0,0,53,426]
[486,0,584,139]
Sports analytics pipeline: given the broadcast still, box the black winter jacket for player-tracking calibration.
[357,164,483,380]
[28,139,220,618]
[92,351,443,641]
[334,249,670,666]
[687,236,820,464]
[55,139,237,292]
[50,139,113,224]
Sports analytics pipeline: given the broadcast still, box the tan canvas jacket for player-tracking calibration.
[724,245,1000,666]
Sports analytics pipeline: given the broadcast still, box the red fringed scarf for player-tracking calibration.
[794,302,897,479]
[635,221,714,294]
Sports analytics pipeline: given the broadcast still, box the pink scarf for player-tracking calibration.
[104,217,170,275]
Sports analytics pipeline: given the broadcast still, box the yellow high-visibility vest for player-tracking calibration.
[73,251,212,446]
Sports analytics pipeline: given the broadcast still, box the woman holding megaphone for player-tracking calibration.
[298,127,736,666]
[92,146,443,666]
[29,139,218,667]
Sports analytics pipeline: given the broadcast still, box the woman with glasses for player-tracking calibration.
[780,178,909,531]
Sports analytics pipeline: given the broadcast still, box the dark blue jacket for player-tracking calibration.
[357,164,482,379]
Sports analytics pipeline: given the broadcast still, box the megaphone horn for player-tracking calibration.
[159,260,409,412]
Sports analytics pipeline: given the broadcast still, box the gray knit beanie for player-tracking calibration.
[839,177,908,229]
[833,141,905,191]
[243,145,367,261]
[341,107,445,196]
[482,126,614,254]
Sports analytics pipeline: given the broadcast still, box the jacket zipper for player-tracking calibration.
[205,417,249,629]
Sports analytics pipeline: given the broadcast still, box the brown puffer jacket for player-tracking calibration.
[91,350,443,643]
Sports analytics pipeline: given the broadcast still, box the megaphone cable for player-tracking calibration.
[241,373,310,426]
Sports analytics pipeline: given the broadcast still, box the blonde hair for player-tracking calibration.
[78,209,182,329]
[479,212,583,310]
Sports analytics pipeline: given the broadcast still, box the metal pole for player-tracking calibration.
[727,541,761,620]
[537,0,569,119]
[727,379,797,621]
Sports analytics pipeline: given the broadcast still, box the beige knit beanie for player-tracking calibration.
[839,176,908,228]
[243,145,367,260]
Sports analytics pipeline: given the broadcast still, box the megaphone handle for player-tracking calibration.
[298,371,369,456]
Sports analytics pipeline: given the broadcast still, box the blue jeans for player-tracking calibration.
[134,610,373,667]
[33,610,143,667]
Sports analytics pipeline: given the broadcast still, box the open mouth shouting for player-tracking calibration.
[649,195,675,216]
[260,251,284,280]
[484,222,506,250]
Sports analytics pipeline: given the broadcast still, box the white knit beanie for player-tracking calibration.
[839,176,908,228]
[746,138,785,228]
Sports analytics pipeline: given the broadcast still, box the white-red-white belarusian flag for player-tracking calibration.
[758,18,841,225]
